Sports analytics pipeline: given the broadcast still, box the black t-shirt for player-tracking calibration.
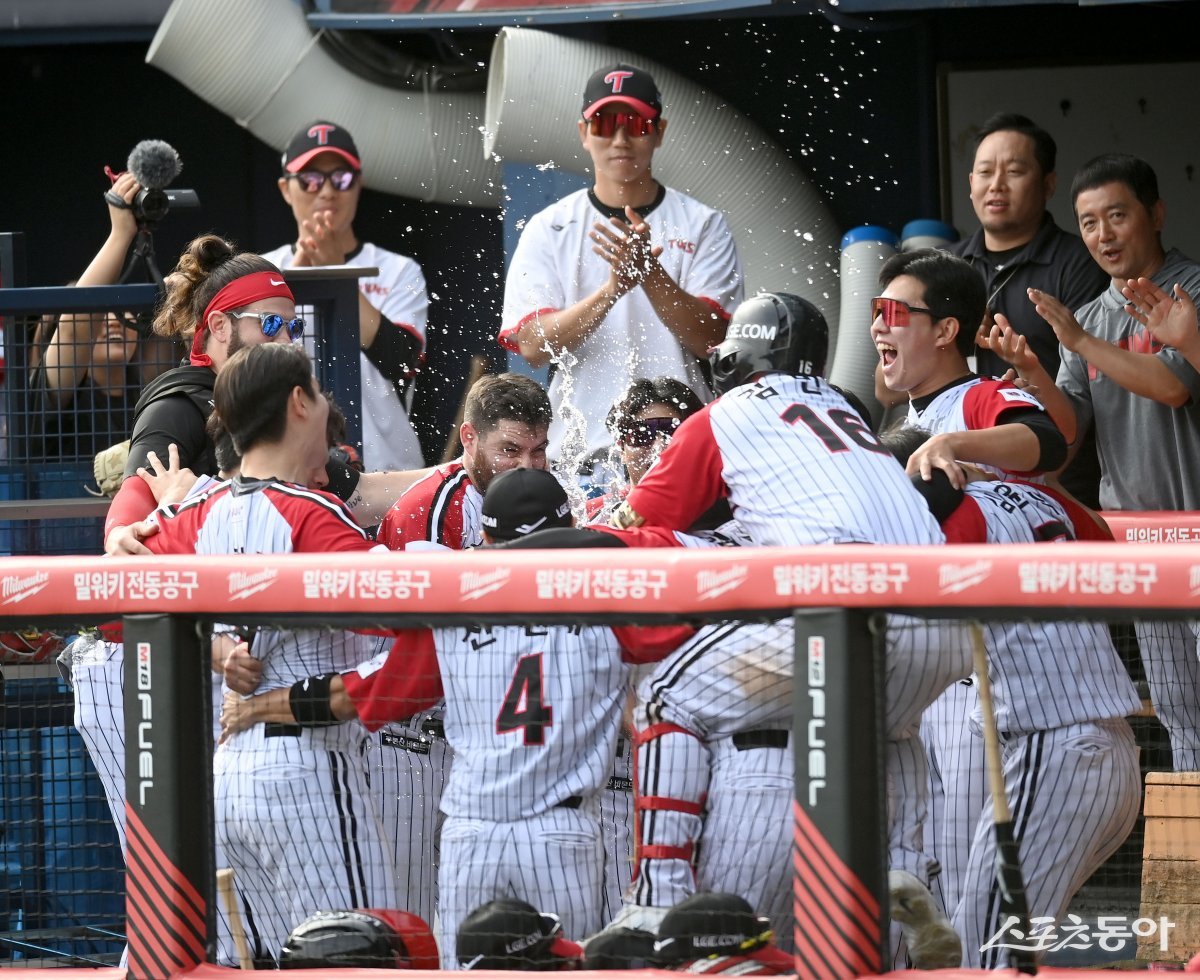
[122,364,217,479]
[33,369,136,462]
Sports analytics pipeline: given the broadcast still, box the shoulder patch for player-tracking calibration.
[997,386,1045,409]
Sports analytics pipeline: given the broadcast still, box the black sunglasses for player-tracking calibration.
[622,416,681,447]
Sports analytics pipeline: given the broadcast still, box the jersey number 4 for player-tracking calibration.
[497,654,554,745]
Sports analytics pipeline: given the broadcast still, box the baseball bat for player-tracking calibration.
[969,623,1037,975]
[216,867,255,970]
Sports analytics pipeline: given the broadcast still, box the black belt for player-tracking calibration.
[732,729,789,751]
[421,718,446,740]
[556,796,583,809]
[264,723,302,738]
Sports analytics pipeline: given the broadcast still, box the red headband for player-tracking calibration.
[190,270,295,367]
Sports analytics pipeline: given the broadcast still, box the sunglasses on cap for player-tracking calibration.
[588,111,657,139]
[226,310,305,341]
[622,416,681,447]
[870,296,943,328]
[286,168,360,193]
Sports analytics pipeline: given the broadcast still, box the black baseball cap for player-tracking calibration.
[481,468,573,541]
[282,121,361,174]
[456,898,584,970]
[653,893,793,971]
[582,63,662,120]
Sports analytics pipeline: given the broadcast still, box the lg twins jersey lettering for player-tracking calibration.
[377,460,482,551]
[147,477,378,691]
[947,481,1140,734]
[626,374,944,547]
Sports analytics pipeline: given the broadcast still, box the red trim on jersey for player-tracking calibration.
[625,406,728,530]
[144,480,371,556]
[941,495,987,543]
[697,295,733,320]
[1021,481,1113,541]
[962,378,1045,430]
[613,623,695,663]
[497,307,557,353]
[105,475,157,537]
[642,843,696,861]
[377,462,471,551]
[342,628,443,731]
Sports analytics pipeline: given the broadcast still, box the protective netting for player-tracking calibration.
[0,542,1196,975]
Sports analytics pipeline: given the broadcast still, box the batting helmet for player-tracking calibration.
[708,292,829,395]
[653,893,793,973]
[279,909,439,969]
[456,898,583,970]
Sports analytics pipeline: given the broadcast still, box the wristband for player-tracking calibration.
[288,674,340,727]
[104,190,132,210]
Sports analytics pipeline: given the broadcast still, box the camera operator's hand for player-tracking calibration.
[104,172,141,245]
[294,212,345,267]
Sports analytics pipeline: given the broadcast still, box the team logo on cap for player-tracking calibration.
[307,123,336,145]
[604,70,635,92]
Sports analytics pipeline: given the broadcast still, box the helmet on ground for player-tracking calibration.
[279,908,439,969]
[456,897,583,970]
[708,292,828,395]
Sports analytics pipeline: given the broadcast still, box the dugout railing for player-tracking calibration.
[0,541,1196,978]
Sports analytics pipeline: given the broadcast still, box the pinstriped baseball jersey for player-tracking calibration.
[377,459,482,551]
[905,375,1049,481]
[947,481,1141,735]
[345,623,684,822]
[626,374,945,546]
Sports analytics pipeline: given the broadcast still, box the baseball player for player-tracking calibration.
[882,426,1141,969]
[263,120,429,471]
[499,63,743,465]
[612,292,969,968]
[367,371,553,929]
[145,343,397,965]
[219,467,695,966]
[872,248,1069,931]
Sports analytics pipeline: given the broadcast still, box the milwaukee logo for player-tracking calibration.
[696,565,748,601]
[461,568,511,601]
[938,560,992,594]
[228,568,279,601]
[2,571,50,605]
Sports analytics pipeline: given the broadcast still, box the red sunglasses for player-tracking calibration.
[588,111,658,139]
[870,296,942,328]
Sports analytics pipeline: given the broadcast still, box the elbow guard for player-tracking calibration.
[288,674,340,727]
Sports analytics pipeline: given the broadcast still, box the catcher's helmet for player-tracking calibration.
[279,909,439,970]
[708,292,828,395]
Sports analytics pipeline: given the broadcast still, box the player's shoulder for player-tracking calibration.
[526,188,592,229]
[966,376,1044,411]
[395,461,470,508]
[262,480,361,523]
